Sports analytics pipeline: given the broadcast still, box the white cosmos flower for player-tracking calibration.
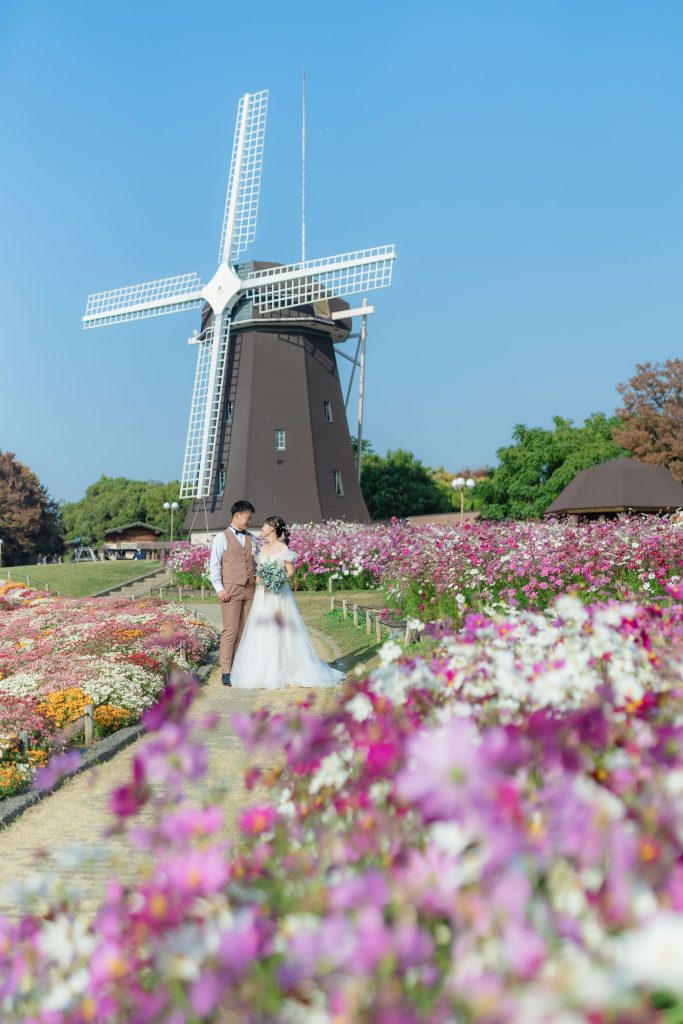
[345,691,373,722]
[39,914,95,969]
[611,912,683,994]
[41,969,90,1013]
[309,751,351,794]
[379,638,402,664]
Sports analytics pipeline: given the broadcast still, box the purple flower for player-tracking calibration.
[32,750,81,791]
[190,970,223,1015]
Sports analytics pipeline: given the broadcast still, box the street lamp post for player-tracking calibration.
[451,476,475,526]
[163,501,180,544]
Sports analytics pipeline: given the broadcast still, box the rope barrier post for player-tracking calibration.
[84,705,94,746]
[375,616,382,642]
[330,595,336,611]
[342,599,348,620]
[19,729,29,751]
[366,609,373,635]
[353,604,359,627]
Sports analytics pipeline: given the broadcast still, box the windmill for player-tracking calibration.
[83,89,396,534]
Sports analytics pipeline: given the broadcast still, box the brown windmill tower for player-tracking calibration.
[82,90,396,535]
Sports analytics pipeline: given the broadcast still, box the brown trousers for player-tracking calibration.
[219,583,254,672]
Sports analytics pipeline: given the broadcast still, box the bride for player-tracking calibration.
[230,516,344,690]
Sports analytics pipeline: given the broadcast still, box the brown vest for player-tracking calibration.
[220,529,256,590]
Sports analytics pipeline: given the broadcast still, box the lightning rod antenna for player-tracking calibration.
[301,67,306,263]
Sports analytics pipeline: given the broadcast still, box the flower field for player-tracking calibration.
[163,543,212,591]
[0,581,218,796]
[165,517,683,620]
[3,588,683,1020]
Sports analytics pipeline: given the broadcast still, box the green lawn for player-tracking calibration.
[295,590,404,676]
[0,561,161,598]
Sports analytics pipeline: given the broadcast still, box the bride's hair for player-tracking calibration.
[264,515,291,546]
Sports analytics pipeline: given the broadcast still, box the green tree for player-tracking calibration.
[0,451,62,565]
[350,436,375,457]
[476,413,626,520]
[61,477,189,545]
[360,449,451,520]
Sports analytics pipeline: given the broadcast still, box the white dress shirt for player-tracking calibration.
[209,527,249,593]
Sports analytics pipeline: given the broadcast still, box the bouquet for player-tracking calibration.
[256,561,289,593]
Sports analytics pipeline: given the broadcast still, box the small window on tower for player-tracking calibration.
[333,469,344,496]
[226,401,234,424]
[323,401,333,422]
[274,429,286,451]
[217,465,226,496]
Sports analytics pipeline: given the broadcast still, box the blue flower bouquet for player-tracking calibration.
[257,561,289,593]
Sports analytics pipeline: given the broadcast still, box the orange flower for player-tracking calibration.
[38,688,88,727]
[26,748,49,766]
[94,705,134,735]
[112,628,145,643]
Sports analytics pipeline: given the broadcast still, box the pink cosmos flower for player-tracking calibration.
[217,910,260,979]
[395,717,483,822]
[162,848,230,897]
[239,805,277,835]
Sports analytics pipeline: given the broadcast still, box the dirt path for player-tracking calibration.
[0,619,341,918]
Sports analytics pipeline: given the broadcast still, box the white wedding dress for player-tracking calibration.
[231,545,344,690]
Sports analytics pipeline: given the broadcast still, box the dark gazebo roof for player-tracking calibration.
[103,522,166,536]
[546,458,683,516]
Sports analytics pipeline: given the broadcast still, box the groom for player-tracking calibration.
[209,499,256,686]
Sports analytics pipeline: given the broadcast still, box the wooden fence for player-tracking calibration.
[329,596,420,645]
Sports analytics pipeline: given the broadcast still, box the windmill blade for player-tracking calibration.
[218,89,268,266]
[180,314,231,499]
[241,245,396,313]
[83,272,205,329]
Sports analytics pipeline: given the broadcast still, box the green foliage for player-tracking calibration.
[61,476,188,545]
[350,435,375,457]
[360,449,451,520]
[0,451,62,565]
[475,413,627,520]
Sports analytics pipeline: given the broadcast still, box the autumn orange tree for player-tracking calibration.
[612,360,683,480]
[0,451,62,565]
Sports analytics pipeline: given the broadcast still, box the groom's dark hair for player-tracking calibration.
[231,499,255,515]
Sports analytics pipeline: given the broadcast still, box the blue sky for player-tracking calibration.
[1,0,681,503]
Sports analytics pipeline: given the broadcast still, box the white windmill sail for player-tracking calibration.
[180,316,232,499]
[241,245,396,313]
[218,89,268,265]
[83,272,205,328]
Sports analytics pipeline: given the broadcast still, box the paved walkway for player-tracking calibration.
[0,610,341,918]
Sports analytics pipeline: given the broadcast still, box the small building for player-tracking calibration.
[102,522,168,560]
[545,457,683,519]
